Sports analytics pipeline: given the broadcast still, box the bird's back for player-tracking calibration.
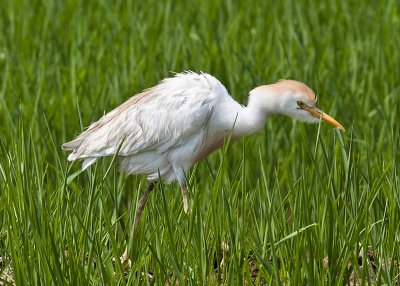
[62,72,232,182]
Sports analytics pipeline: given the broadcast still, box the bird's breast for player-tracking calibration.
[191,133,227,164]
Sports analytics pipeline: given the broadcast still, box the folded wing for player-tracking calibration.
[62,72,229,170]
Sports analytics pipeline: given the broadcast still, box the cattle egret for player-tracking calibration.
[62,71,344,230]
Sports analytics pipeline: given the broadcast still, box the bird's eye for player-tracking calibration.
[297,101,305,108]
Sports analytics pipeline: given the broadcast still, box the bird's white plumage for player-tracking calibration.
[63,72,237,184]
[63,71,342,187]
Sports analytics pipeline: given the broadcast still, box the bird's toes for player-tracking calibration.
[120,255,132,268]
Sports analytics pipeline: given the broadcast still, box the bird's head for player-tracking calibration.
[250,80,345,131]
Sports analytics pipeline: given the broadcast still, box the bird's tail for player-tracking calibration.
[61,138,84,150]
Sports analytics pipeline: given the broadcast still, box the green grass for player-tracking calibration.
[1,0,399,284]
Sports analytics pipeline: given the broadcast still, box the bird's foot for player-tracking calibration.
[119,249,132,268]
[220,241,230,267]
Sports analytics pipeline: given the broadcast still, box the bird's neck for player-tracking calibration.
[232,96,270,138]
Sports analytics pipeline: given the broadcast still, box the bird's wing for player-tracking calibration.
[63,72,230,163]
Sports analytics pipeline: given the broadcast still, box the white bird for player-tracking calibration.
[62,71,344,227]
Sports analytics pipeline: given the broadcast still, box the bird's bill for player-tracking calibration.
[306,106,345,131]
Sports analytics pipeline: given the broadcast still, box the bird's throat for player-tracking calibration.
[233,103,267,137]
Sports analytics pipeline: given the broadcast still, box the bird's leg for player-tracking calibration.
[181,185,189,214]
[134,182,155,228]
[120,182,155,265]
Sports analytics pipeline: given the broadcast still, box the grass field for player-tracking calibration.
[1,0,399,284]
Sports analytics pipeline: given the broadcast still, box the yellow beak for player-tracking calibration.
[304,106,345,131]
